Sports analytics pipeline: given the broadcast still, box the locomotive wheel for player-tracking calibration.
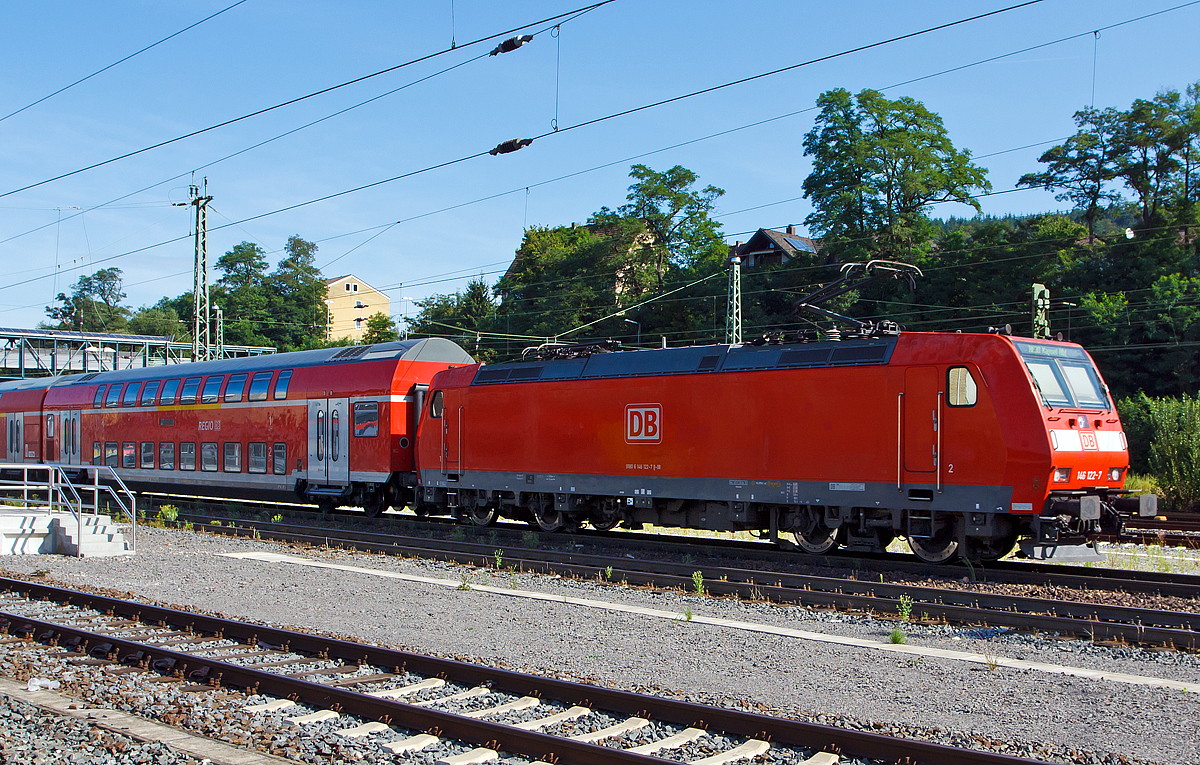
[908,526,959,564]
[530,498,565,532]
[466,504,499,527]
[590,515,620,531]
[963,533,1018,563]
[794,521,840,554]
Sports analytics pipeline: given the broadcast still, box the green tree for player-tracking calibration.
[126,303,187,338]
[216,241,270,346]
[44,267,130,332]
[408,278,494,359]
[362,312,399,343]
[1111,90,1188,226]
[802,88,990,257]
[1018,107,1122,243]
[266,235,326,351]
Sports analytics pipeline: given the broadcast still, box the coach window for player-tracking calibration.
[140,441,155,469]
[45,413,54,439]
[273,370,292,400]
[179,378,201,405]
[121,442,136,469]
[159,442,175,470]
[947,367,978,407]
[93,386,106,408]
[160,379,181,405]
[140,381,161,406]
[316,410,325,460]
[201,442,218,471]
[248,372,272,401]
[353,402,379,437]
[104,442,118,467]
[272,443,287,475]
[330,410,340,460]
[249,442,267,473]
[225,373,248,403]
[224,442,241,472]
[105,385,123,408]
[180,442,196,471]
[429,390,443,418]
[93,442,101,464]
[122,383,142,407]
[201,376,224,404]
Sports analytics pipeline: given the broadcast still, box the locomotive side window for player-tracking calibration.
[160,379,181,405]
[104,442,118,467]
[248,372,272,401]
[140,381,161,406]
[180,442,196,471]
[429,390,443,418]
[201,376,224,404]
[947,367,977,407]
[179,378,201,405]
[93,386,106,408]
[105,385,122,407]
[353,402,379,437]
[201,442,218,471]
[225,374,248,403]
[224,442,241,472]
[140,441,155,469]
[273,370,293,400]
[273,443,287,475]
[248,442,267,473]
[159,442,175,470]
[122,383,142,407]
[121,442,136,469]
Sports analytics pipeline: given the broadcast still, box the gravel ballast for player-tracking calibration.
[2,527,1199,764]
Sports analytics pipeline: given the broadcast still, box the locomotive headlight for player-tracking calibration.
[1053,468,1071,482]
[1108,467,1124,482]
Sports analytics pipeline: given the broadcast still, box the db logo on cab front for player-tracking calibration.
[625,404,662,444]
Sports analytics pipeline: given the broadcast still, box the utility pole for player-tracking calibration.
[190,180,213,361]
[214,305,224,360]
[725,254,742,344]
[1031,283,1050,339]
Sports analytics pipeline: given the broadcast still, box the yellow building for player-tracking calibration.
[324,275,390,342]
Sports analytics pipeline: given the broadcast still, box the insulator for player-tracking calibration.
[490,34,533,56]
[489,138,533,156]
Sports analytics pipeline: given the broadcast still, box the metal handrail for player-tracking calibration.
[0,462,136,555]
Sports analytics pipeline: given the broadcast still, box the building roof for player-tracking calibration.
[733,226,822,261]
[325,274,385,294]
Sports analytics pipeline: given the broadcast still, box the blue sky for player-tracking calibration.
[0,0,1197,330]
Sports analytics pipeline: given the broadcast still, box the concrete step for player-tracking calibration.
[0,511,56,555]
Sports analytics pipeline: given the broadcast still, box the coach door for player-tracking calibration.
[307,398,350,485]
[903,367,939,475]
[5,414,23,464]
[62,411,81,465]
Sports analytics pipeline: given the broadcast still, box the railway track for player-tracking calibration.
[0,577,1047,765]
[160,509,1200,650]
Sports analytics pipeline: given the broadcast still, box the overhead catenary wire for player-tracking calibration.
[0,0,618,200]
[0,0,251,124]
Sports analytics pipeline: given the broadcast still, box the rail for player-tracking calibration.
[0,462,136,555]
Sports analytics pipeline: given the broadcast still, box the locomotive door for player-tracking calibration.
[441,391,461,474]
[307,398,350,485]
[903,367,939,474]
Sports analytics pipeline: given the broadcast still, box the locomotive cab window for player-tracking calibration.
[1016,341,1111,410]
[140,381,160,406]
[179,378,201,405]
[224,373,248,403]
[947,367,977,407]
[429,390,443,418]
[353,402,379,437]
[160,379,181,405]
[248,372,272,401]
[273,370,292,400]
[122,383,142,407]
[105,385,122,408]
[201,376,224,404]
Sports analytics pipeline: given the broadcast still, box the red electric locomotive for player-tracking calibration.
[413,330,1154,563]
[0,338,473,512]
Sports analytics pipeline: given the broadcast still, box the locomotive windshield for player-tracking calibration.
[1014,341,1110,410]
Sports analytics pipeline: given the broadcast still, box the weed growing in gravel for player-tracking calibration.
[271,514,283,523]
[692,570,705,596]
[983,653,1000,671]
[522,531,539,548]
[488,530,498,546]
[508,572,518,588]
[605,565,613,581]
[888,628,907,644]
[897,595,914,622]
[458,571,474,591]
[209,520,222,527]
[493,549,504,569]
[157,505,178,523]
[182,521,193,532]
[682,553,694,565]
[450,527,465,543]
[683,606,694,621]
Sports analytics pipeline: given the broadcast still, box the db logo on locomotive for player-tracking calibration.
[625,404,662,444]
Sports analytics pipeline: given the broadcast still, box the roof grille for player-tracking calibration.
[328,345,373,362]
[697,355,721,371]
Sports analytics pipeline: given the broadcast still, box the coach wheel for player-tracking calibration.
[963,533,1017,563]
[590,514,620,531]
[530,496,565,533]
[908,523,959,564]
[316,498,336,517]
[363,496,389,518]
[466,504,498,527]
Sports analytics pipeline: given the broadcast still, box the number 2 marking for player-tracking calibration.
[947,464,954,473]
